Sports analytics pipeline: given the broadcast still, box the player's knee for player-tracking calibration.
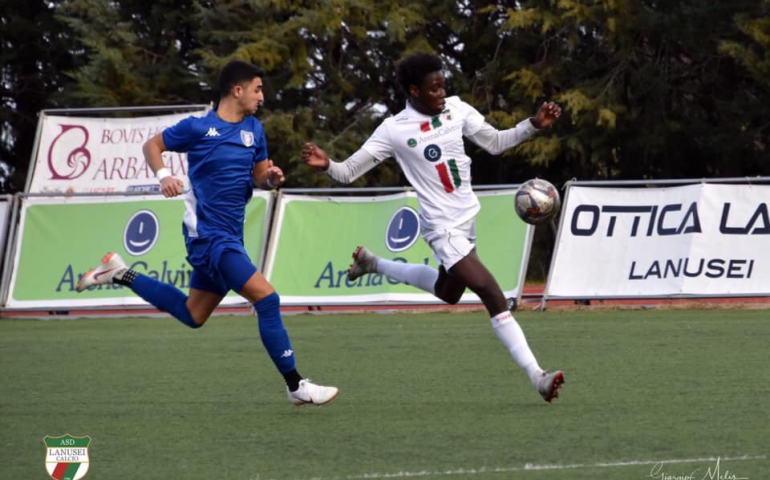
[446,295,462,305]
[473,281,501,303]
[440,291,463,305]
[188,313,208,328]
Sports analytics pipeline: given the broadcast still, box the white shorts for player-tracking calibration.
[422,219,476,270]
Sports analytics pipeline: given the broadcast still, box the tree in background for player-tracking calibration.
[480,0,769,183]
[3,0,769,193]
[0,0,81,193]
[719,0,770,174]
[56,0,202,106]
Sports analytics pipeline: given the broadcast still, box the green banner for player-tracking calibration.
[266,191,531,304]
[8,193,270,308]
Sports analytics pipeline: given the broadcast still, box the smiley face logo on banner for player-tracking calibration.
[124,210,160,256]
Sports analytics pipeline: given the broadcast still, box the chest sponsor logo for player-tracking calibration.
[424,144,442,162]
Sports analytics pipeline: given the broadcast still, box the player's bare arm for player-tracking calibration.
[142,133,184,198]
[530,101,562,129]
[253,159,285,190]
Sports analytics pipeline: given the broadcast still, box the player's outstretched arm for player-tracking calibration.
[466,101,563,156]
[142,133,184,198]
[301,142,380,184]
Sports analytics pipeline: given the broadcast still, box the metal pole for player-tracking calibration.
[23,112,46,193]
[0,193,22,307]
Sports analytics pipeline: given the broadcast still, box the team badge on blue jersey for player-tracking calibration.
[240,130,254,147]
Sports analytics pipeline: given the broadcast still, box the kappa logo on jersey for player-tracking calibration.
[240,130,254,147]
[124,210,160,256]
[385,206,420,252]
[424,144,442,162]
[205,127,220,137]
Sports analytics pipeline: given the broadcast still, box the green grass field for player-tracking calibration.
[1,309,768,480]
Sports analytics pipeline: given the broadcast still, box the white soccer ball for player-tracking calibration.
[514,178,562,225]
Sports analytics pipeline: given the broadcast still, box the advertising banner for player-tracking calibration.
[264,190,532,305]
[6,192,271,309]
[546,183,770,298]
[28,109,207,194]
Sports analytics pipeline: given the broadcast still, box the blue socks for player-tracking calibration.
[129,274,200,329]
[253,292,296,374]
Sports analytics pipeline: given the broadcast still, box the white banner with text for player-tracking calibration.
[546,183,770,298]
[28,110,207,194]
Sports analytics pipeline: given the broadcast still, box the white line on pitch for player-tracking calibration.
[279,454,766,480]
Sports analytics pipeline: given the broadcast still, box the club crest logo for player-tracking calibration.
[385,206,420,252]
[124,210,160,256]
[43,434,91,480]
[240,130,255,147]
[423,144,442,162]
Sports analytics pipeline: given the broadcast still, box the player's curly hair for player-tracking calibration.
[396,53,443,94]
[218,61,265,98]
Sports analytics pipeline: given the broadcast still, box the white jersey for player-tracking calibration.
[325,96,538,230]
[362,96,526,229]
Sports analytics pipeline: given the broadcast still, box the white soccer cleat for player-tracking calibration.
[287,379,339,406]
[535,369,565,403]
[76,252,128,292]
[347,246,380,281]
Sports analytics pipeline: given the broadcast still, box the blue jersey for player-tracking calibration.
[163,110,267,240]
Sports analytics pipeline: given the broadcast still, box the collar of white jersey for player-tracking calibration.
[404,99,437,119]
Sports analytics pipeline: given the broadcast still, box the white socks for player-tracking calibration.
[491,311,542,385]
[376,259,438,295]
[374,260,541,385]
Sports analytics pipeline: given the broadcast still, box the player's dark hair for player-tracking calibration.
[396,53,444,94]
[218,61,265,98]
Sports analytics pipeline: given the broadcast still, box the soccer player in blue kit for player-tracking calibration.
[77,60,338,406]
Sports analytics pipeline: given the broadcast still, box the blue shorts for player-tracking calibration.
[185,236,257,296]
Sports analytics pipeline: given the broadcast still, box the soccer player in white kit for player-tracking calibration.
[302,52,565,402]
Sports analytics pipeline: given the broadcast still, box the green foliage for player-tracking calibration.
[3,0,769,193]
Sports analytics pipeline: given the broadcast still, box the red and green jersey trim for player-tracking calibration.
[435,159,461,193]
